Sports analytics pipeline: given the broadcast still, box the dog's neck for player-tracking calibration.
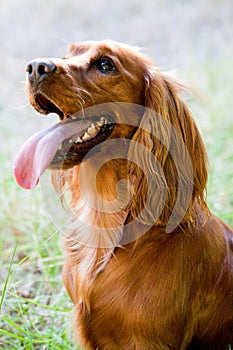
[61,158,130,305]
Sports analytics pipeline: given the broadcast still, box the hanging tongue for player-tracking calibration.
[13,119,91,190]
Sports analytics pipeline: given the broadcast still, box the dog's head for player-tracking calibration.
[14,40,208,231]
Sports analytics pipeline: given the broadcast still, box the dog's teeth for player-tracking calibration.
[100,116,107,124]
[96,120,104,127]
[96,117,107,127]
[58,144,62,150]
[68,139,73,144]
[75,137,83,143]
[88,129,97,135]
[87,123,98,134]
[89,123,96,130]
[82,132,90,141]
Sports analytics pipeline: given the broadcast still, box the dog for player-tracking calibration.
[14,40,233,349]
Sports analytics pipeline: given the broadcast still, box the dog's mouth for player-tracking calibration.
[13,93,115,189]
[35,93,115,163]
[51,114,114,168]
[35,93,67,119]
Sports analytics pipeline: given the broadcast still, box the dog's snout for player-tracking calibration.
[26,59,56,82]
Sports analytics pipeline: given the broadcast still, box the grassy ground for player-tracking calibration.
[0,164,75,349]
[0,0,232,349]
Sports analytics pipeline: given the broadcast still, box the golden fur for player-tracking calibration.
[26,40,233,349]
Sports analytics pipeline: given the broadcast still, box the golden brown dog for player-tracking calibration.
[14,40,233,349]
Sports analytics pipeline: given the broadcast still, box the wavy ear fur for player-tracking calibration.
[128,68,209,231]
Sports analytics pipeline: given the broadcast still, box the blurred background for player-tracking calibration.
[0,0,232,348]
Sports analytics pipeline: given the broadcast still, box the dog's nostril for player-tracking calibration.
[26,60,56,81]
[38,63,54,75]
[38,64,46,76]
[26,64,33,75]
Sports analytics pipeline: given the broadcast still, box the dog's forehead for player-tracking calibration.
[67,41,118,58]
[65,40,149,70]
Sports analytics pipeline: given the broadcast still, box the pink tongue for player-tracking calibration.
[13,119,90,190]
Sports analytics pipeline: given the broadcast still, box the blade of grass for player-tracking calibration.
[0,245,17,311]
[0,316,62,344]
[0,328,25,341]
[9,292,70,312]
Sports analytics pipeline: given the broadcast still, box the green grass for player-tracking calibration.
[0,165,78,349]
[191,61,233,225]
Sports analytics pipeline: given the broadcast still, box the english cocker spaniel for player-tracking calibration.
[14,40,233,350]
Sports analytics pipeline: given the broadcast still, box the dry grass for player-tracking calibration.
[0,0,232,348]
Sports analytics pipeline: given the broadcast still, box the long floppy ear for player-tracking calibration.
[128,68,209,232]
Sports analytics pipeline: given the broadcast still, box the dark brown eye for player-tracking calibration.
[94,57,116,73]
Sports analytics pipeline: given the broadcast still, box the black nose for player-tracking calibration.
[26,59,56,82]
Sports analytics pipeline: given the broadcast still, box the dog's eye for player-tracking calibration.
[94,57,116,73]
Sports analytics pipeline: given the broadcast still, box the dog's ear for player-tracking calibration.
[128,69,209,232]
